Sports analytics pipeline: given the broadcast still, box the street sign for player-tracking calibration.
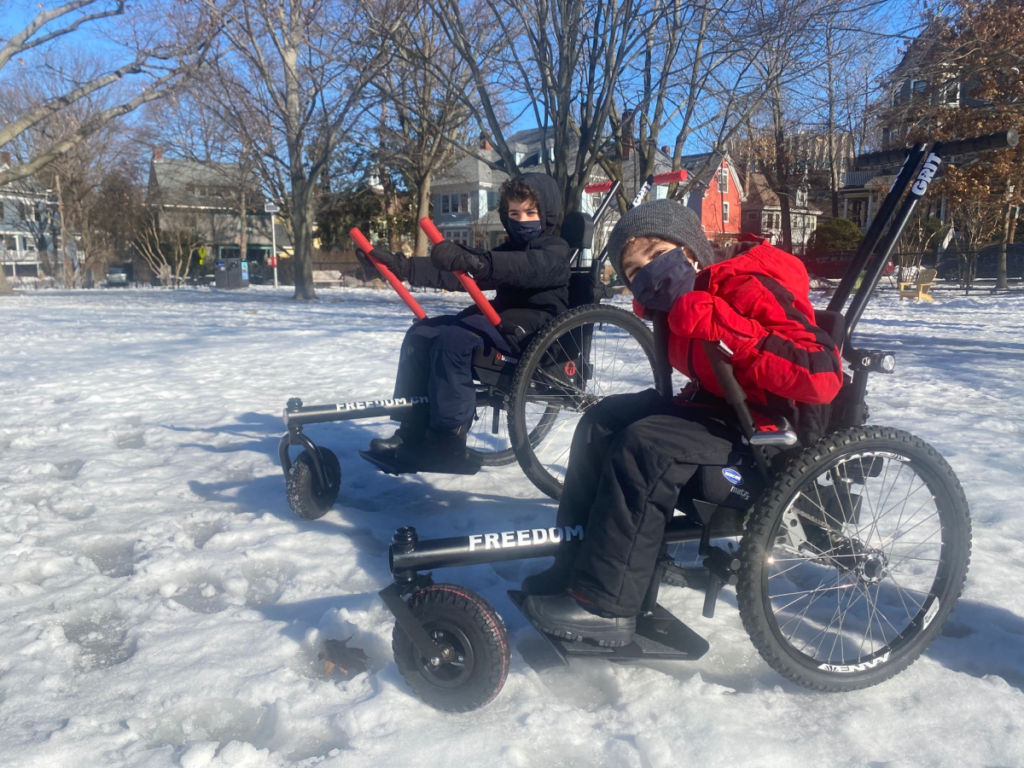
[264,203,280,214]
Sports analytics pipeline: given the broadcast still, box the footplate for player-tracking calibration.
[508,591,709,662]
[358,450,482,476]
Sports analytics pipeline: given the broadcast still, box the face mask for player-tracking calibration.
[629,247,697,313]
[507,218,543,245]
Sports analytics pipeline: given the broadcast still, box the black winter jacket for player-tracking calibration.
[406,173,571,317]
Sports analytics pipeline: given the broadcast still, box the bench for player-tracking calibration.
[899,268,936,302]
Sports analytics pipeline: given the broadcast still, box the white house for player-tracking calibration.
[0,151,60,279]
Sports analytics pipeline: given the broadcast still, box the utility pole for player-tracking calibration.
[265,202,280,289]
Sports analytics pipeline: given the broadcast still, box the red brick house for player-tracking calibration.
[677,152,745,242]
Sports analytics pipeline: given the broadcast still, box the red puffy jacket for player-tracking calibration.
[638,241,843,427]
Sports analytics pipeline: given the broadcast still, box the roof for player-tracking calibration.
[744,172,821,213]
[433,149,507,189]
[149,158,260,208]
[842,170,881,189]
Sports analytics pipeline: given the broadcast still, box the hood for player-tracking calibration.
[499,172,562,238]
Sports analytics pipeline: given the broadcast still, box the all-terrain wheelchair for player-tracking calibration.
[279,173,688,517]
[374,130,1016,711]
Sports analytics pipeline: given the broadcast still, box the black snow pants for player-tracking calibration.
[393,307,552,433]
[556,388,749,617]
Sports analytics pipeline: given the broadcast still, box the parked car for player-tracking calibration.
[802,250,895,280]
[106,267,129,288]
[936,244,1024,281]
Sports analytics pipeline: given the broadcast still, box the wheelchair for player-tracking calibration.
[374,130,1016,711]
[279,174,688,517]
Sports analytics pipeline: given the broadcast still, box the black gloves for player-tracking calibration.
[357,247,409,281]
[430,240,489,277]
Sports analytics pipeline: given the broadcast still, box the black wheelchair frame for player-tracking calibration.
[376,130,1017,708]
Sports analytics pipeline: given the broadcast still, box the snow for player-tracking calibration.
[1,284,1023,768]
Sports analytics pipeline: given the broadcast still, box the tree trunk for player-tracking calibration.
[55,174,72,288]
[415,172,433,257]
[291,181,316,300]
[996,200,1012,292]
[282,20,315,301]
[0,261,12,294]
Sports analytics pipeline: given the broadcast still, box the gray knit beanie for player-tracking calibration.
[606,199,715,287]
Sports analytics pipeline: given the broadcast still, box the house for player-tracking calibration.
[727,131,856,218]
[430,141,509,249]
[0,151,65,279]
[675,151,745,242]
[838,20,974,234]
[740,172,821,253]
[431,130,744,263]
[146,149,289,268]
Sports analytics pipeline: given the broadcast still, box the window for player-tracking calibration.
[487,189,499,211]
[746,211,758,222]
[717,166,729,193]
[445,228,471,246]
[440,193,471,214]
[796,188,808,207]
[722,202,729,223]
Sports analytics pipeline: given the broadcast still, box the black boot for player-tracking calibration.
[520,559,573,597]
[523,592,636,647]
[395,425,482,474]
[368,414,426,455]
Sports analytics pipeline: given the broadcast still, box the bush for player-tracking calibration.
[807,217,863,257]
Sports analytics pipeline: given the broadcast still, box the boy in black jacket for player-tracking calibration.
[360,173,570,472]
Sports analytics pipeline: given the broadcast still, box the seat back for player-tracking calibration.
[561,211,594,251]
[917,268,937,285]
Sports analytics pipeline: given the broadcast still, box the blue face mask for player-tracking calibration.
[506,218,543,245]
[629,247,697,313]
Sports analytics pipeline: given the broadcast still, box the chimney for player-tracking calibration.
[620,110,634,160]
[0,151,11,167]
[479,133,493,151]
[661,146,671,156]
[152,146,164,161]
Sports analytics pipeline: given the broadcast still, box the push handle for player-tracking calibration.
[418,217,502,327]
[584,170,686,195]
[652,169,688,185]
[939,129,1018,157]
[858,130,1019,167]
[349,228,427,320]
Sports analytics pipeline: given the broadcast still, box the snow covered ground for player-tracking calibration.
[1,285,1023,768]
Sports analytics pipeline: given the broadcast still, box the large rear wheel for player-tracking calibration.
[508,304,660,500]
[737,426,971,690]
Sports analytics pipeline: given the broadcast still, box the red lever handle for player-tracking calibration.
[652,170,688,185]
[418,218,502,327]
[350,227,427,320]
[584,180,614,194]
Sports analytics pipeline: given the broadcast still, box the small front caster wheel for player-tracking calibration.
[393,584,510,712]
[286,448,341,520]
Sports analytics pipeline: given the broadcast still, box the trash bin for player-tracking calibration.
[214,257,250,289]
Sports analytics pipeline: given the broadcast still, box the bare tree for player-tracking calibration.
[0,0,212,187]
[432,0,663,214]
[3,50,153,287]
[376,7,476,255]
[197,0,394,300]
[602,0,770,210]
[134,209,204,286]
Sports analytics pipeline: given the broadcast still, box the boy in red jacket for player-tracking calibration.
[522,199,843,647]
